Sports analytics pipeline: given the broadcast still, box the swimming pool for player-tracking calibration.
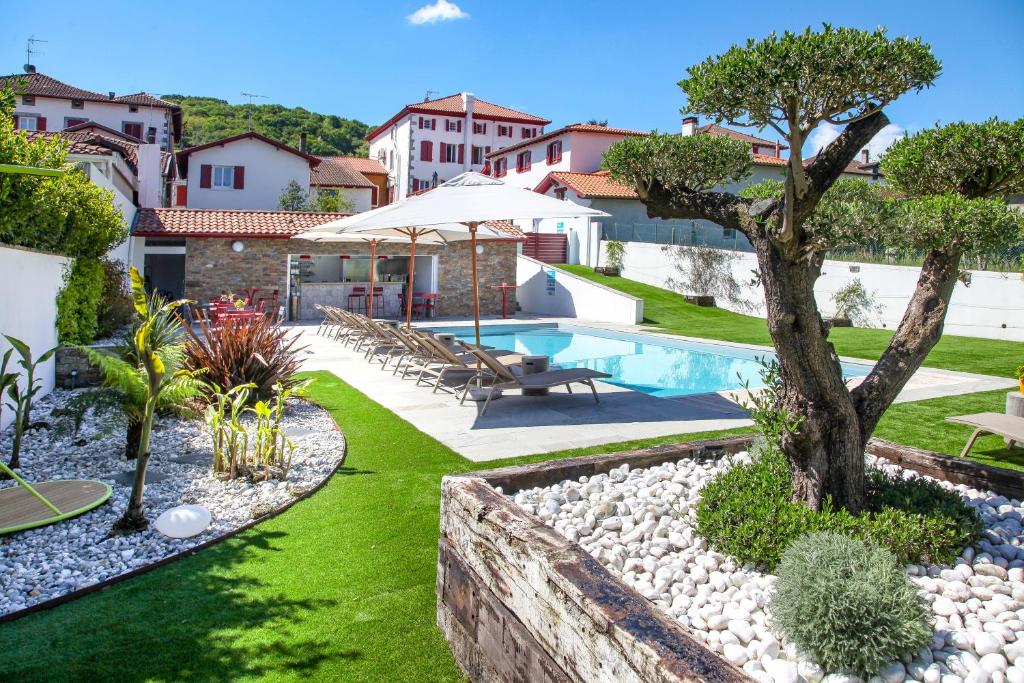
[431,323,870,398]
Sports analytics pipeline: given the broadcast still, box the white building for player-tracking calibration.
[174,132,320,211]
[1,68,182,151]
[366,92,550,201]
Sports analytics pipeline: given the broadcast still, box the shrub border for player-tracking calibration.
[0,398,346,626]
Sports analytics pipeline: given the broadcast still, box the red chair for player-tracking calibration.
[347,286,367,313]
[411,293,437,319]
[369,287,385,317]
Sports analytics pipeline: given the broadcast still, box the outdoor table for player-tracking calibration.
[239,288,261,305]
[434,333,457,348]
[491,283,516,319]
[521,355,550,396]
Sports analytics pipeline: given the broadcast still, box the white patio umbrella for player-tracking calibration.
[312,172,609,346]
[291,232,411,319]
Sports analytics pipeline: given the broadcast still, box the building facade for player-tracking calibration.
[366,92,550,201]
[2,69,182,151]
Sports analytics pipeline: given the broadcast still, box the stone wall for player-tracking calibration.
[55,344,116,389]
[182,237,518,319]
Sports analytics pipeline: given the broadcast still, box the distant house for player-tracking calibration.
[310,156,388,212]
[172,131,321,211]
[0,67,182,151]
[366,92,550,201]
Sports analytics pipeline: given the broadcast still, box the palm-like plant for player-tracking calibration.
[3,336,58,471]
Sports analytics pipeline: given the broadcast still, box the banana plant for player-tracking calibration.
[114,266,195,533]
[3,336,58,470]
[203,382,255,477]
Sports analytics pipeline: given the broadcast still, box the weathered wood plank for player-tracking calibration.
[440,476,749,683]
[867,438,1023,500]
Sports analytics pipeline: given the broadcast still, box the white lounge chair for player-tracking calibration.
[945,412,1024,457]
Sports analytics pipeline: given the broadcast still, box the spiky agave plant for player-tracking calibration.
[110,267,196,532]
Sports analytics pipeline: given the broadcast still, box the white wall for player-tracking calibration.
[13,94,174,149]
[0,245,71,429]
[516,254,643,324]
[311,186,372,213]
[615,241,1024,341]
[186,138,311,210]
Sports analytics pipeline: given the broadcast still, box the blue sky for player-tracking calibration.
[4,0,1022,156]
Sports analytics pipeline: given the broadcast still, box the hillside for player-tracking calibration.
[161,95,374,157]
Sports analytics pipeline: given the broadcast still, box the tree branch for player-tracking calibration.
[636,179,751,234]
[850,248,962,443]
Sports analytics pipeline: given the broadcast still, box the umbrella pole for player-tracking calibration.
[405,233,417,331]
[470,222,482,388]
[368,240,376,319]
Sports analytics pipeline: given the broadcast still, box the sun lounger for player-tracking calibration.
[460,347,611,415]
[413,334,521,393]
[945,412,1024,457]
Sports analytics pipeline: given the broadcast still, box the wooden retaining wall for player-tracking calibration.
[438,435,1024,682]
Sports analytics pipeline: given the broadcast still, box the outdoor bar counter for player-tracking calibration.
[298,281,405,320]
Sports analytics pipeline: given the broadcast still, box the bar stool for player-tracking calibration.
[412,292,437,319]
[347,286,367,313]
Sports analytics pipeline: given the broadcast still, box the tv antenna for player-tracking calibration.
[240,92,268,131]
[25,36,47,71]
[424,89,439,102]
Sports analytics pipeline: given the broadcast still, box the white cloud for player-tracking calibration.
[407,0,469,25]
[805,121,907,163]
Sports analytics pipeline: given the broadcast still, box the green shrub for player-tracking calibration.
[56,258,105,344]
[694,446,981,570]
[96,258,134,338]
[771,531,932,677]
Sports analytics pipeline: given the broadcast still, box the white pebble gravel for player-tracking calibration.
[509,451,1024,683]
[0,389,344,617]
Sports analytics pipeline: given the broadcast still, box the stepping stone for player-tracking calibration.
[284,426,318,440]
[170,452,213,465]
[111,469,170,486]
[154,505,212,539]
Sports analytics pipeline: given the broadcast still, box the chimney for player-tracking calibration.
[861,149,870,164]
[108,91,115,99]
[462,93,475,170]
[299,132,308,154]
[681,116,698,137]
[24,64,36,74]
[774,140,781,158]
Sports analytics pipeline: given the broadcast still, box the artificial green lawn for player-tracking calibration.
[559,265,1024,379]
[0,371,750,683]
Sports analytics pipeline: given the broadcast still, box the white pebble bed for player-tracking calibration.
[0,389,345,617]
[509,451,1024,683]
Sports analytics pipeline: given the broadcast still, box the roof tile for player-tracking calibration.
[486,123,647,159]
[132,208,352,237]
[310,157,375,188]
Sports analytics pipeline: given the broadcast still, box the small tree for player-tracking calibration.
[832,279,880,327]
[113,267,196,532]
[278,179,310,211]
[278,180,355,213]
[604,26,1024,512]
[604,240,625,270]
[664,244,747,309]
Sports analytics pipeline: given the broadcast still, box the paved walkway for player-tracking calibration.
[295,318,1016,462]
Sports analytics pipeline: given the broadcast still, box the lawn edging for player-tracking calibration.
[0,404,347,626]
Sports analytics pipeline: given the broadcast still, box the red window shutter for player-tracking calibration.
[485,145,490,154]
[233,166,245,189]
[199,164,212,188]
[370,186,378,206]
[420,140,432,161]
[175,185,187,206]
[439,143,447,163]
[37,116,47,131]
[431,119,436,130]
[457,120,462,133]
[418,117,424,129]
[458,144,464,164]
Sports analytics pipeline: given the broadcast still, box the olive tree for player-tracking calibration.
[604,26,1024,512]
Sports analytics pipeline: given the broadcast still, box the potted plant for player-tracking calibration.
[1016,364,1024,395]
[596,240,624,276]
[828,279,879,328]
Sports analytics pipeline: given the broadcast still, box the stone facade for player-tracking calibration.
[182,237,518,319]
[55,344,116,389]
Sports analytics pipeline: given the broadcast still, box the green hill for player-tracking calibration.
[162,95,374,157]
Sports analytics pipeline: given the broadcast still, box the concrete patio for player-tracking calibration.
[295,318,1017,462]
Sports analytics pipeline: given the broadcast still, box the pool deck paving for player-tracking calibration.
[294,317,1017,462]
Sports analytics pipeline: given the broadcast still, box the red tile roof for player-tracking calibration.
[485,123,648,160]
[752,153,788,167]
[22,130,113,157]
[802,154,875,176]
[336,157,388,176]
[697,123,787,150]
[310,156,376,188]
[24,130,173,178]
[481,220,525,239]
[62,120,142,142]
[132,208,353,238]
[111,92,179,108]
[367,93,550,141]
[537,171,638,199]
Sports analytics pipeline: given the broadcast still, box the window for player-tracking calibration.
[377,149,386,163]
[493,158,507,178]
[472,121,486,134]
[516,151,532,173]
[521,127,537,139]
[146,127,157,144]
[471,146,485,165]
[445,119,462,133]
[64,117,88,128]
[16,115,39,130]
[722,228,736,240]
[128,104,138,113]
[439,143,461,163]
[212,165,235,189]
[546,140,562,165]
[418,117,436,130]
[419,140,433,162]
[497,124,513,137]
[122,121,143,139]
[71,99,84,110]
[554,188,567,201]
[21,95,34,105]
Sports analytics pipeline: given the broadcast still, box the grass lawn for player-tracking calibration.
[559,265,1024,379]
[0,371,750,683]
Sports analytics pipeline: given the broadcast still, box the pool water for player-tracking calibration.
[433,324,870,398]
